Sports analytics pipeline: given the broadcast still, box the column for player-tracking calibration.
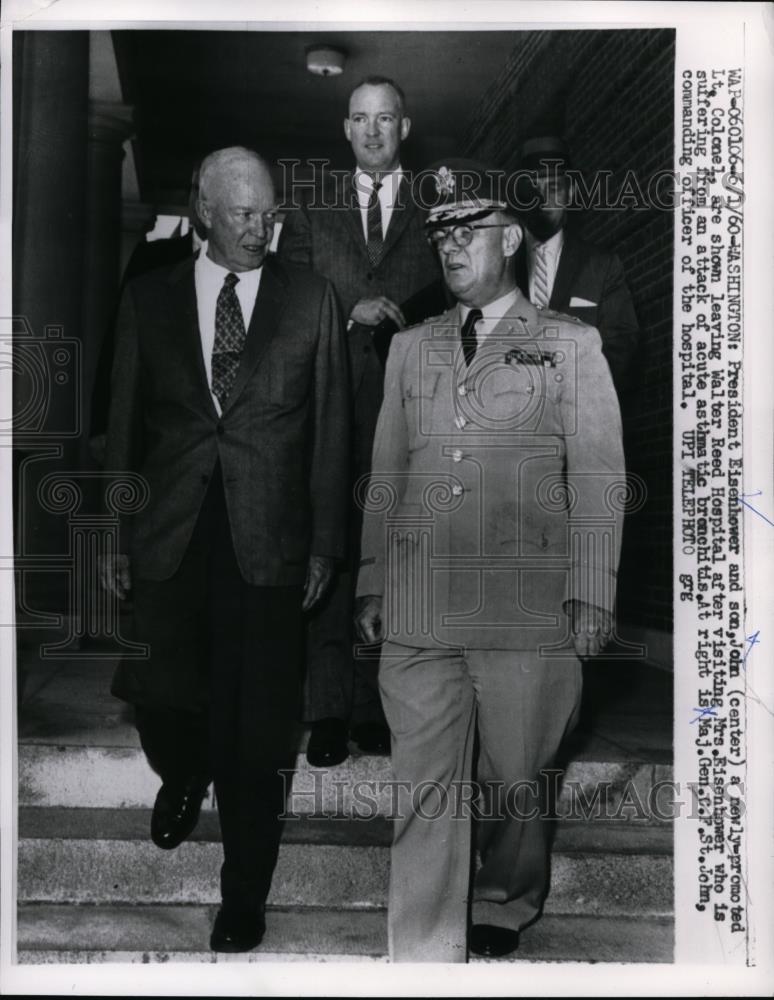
[12,31,89,612]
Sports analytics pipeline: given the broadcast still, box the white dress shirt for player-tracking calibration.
[459,287,520,346]
[353,167,404,242]
[194,243,262,414]
[525,229,564,306]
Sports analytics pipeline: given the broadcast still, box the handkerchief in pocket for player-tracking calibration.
[569,296,597,307]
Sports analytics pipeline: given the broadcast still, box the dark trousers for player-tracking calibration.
[127,468,304,914]
[303,368,386,728]
[304,563,384,725]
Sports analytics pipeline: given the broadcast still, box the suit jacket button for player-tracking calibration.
[216,424,224,436]
[363,345,371,354]
[366,272,373,280]
[201,474,209,484]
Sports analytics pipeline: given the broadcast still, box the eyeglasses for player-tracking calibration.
[426,223,511,249]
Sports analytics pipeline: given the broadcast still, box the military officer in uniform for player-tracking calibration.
[355,159,625,962]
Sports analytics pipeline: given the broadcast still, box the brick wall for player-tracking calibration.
[463,29,676,636]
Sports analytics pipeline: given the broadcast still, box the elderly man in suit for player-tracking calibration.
[355,159,625,962]
[277,75,441,767]
[100,147,349,952]
[514,135,640,396]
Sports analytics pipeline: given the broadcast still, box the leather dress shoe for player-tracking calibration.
[150,777,209,850]
[306,717,349,767]
[210,906,266,953]
[469,923,519,958]
[350,721,391,755]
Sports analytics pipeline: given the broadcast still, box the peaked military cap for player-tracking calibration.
[420,157,508,229]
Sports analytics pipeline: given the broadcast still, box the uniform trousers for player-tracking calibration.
[124,466,304,916]
[378,640,582,962]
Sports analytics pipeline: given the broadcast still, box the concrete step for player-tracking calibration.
[16,904,674,964]
[18,744,674,819]
[18,809,672,915]
[17,657,673,817]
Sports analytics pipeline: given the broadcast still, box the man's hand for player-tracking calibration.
[303,555,335,612]
[566,599,613,659]
[354,594,383,644]
[99,553,132,600]
[350,296,406,329]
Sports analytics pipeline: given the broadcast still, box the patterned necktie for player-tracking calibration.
[532,242,550,308]
[211,272,246,409]
[461,308,482,367]
[366,178,384,268]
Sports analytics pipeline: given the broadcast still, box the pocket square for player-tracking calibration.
[569,296,597,307]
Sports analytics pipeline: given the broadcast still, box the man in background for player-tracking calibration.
[277,76,441,767]
[514,135,640,396]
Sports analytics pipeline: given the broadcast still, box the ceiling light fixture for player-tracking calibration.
[306,45,346,77]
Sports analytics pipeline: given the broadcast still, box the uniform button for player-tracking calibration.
[452,449,463,463]
[455,415,468,429]
[216,424,225,436]
[555,373,563,383]
[457,384,468,397]
[451,485,464,497]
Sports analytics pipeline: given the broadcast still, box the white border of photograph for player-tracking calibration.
[1,1,772,996]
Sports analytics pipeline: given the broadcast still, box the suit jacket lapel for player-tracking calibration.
[341,172,418,267]
[514,243,529,299]
[166,257,220,420]
[549,233,583,311]
[380,176,416,260]
[221,256,288,413]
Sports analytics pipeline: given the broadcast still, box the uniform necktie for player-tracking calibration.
[366,178,384,268]
[461,308,482,367]
[212,272,246,409]
[532,242,550,308]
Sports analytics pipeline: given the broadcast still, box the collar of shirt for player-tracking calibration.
[459,287,520,344]
[353,167,404,240]
[194,245,263,414]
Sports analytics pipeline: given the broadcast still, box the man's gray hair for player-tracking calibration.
[198,147,271,203]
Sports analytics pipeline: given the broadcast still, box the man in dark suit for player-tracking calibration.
[277,76,441,766]
[513,135,639,395]
[99,147,350,952]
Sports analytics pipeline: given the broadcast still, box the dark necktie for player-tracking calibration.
[461,308,482,367]
[366,178,384,268]
[211,272,246,409]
